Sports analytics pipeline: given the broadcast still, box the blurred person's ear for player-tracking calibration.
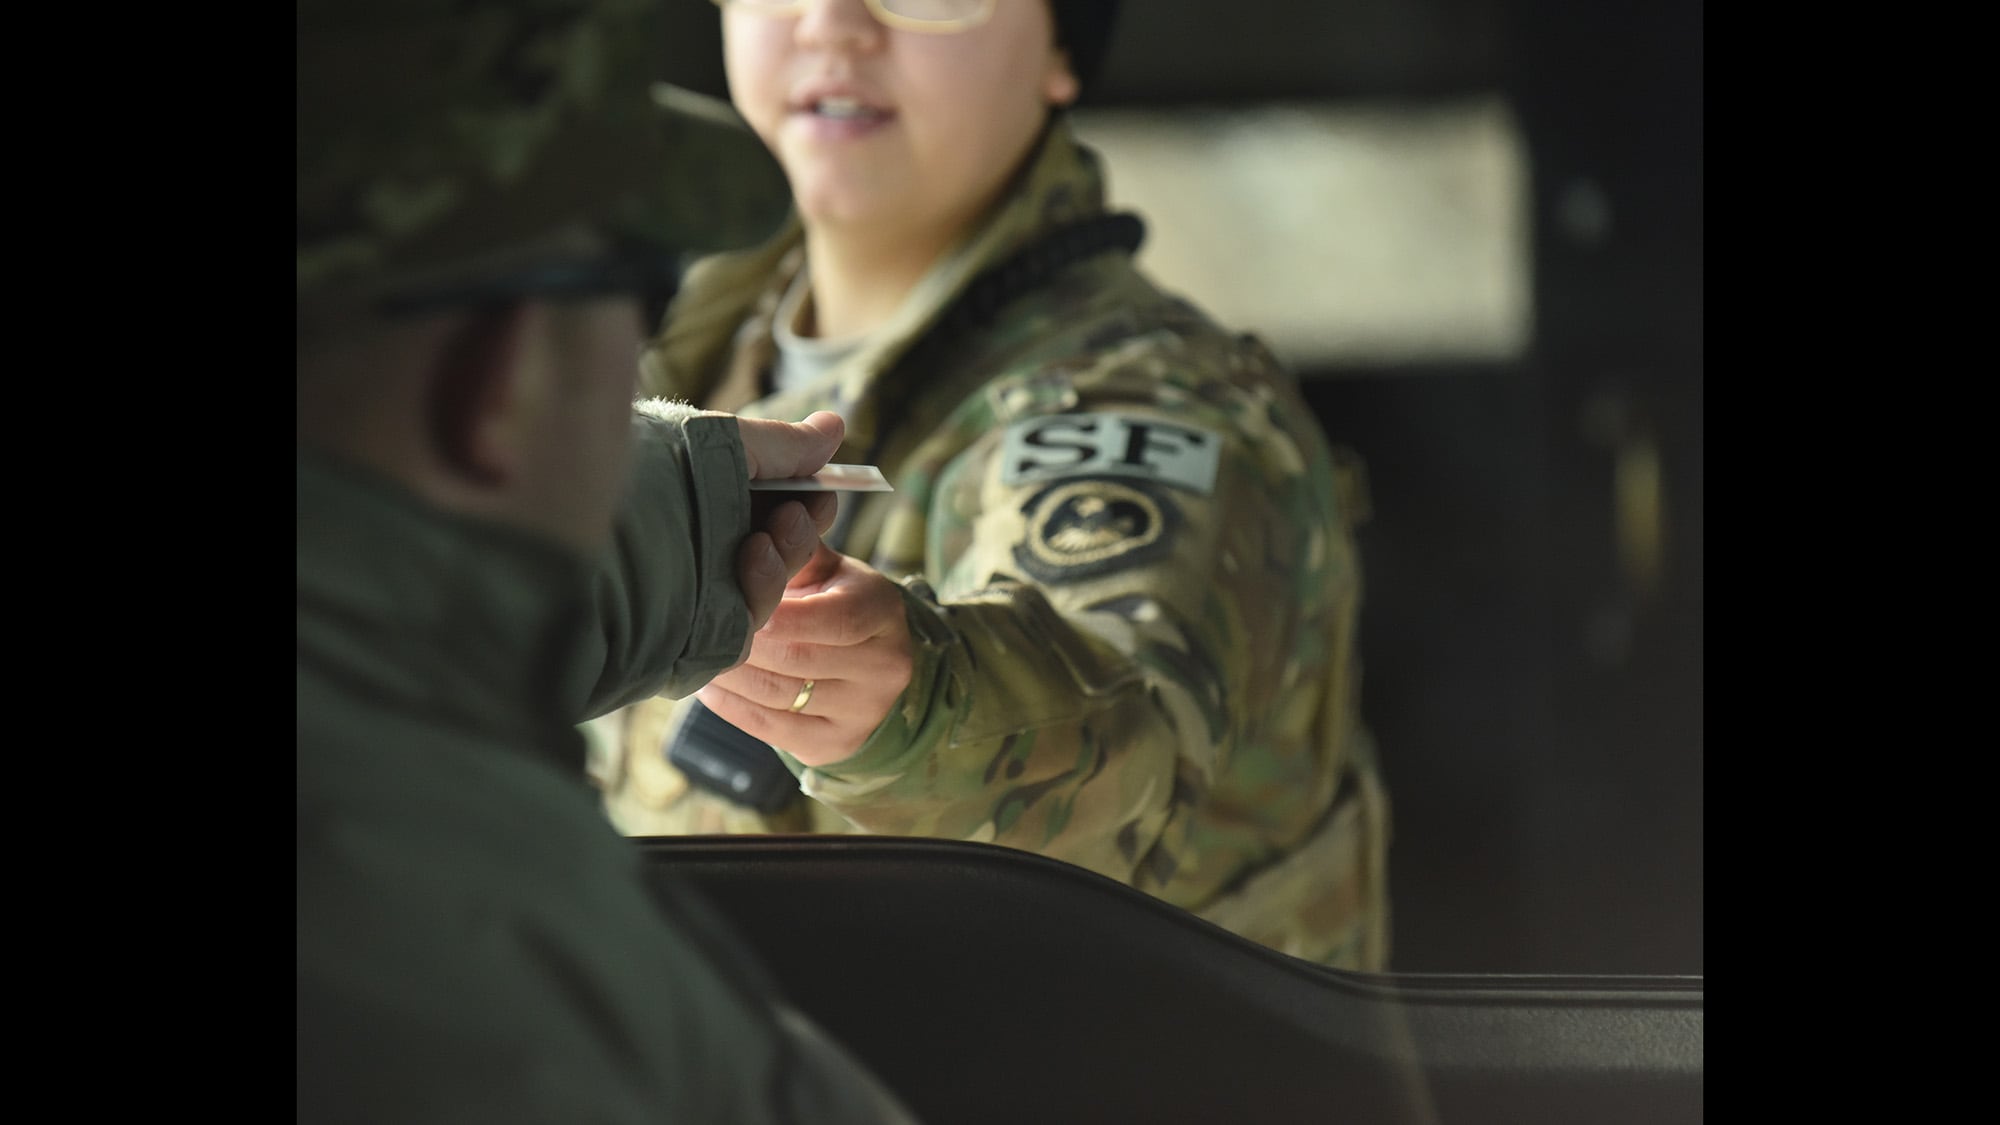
[427,300,533,488]
[1044,50,1081,108]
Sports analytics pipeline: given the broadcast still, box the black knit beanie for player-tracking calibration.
[1049,0,1122,93]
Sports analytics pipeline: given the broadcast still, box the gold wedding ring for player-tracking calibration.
[788,679,816,713]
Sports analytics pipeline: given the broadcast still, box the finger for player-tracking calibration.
[768,579,910,653]
[796,409,846,452]
[696,681,831,751]
[736,530,787,635]
[707,661,820,715]
[749,489,837,536]
[801,490,838,537]
[734,631,911,685]
[738,411,847,481]
[784,540,847,593]
[762,500,821,583]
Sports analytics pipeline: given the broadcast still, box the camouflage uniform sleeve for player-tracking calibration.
[567,400,754,720]
[791,339,1357,906]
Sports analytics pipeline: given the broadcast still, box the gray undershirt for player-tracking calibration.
[770,267,866,397]
[769,267,871,550]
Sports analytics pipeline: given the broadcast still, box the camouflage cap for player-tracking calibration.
[298,0,692,301]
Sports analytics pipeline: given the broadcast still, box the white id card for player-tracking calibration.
[747,463,894,493]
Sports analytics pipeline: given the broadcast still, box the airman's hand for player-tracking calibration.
[699,542,915,767]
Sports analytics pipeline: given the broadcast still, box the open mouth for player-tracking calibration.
[804,96,892,122]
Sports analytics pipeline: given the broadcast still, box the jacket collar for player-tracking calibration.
[639,114,1114,462]
[296,450,596,751]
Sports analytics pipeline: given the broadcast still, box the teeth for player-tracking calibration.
[816,97,870,119]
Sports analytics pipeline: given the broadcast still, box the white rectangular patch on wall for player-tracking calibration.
[1071,96,1531,371]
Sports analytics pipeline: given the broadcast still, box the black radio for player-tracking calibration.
[664,699,802,813]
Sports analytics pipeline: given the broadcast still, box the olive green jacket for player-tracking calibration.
[297,409,915,1123]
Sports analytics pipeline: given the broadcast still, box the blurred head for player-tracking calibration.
[715,0,1119,246]
[297,0,677,553]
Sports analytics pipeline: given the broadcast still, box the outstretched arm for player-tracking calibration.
[573,405,844,718]
[698,384,1364,911]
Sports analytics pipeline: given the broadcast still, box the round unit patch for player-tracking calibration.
[1013,478,1179,584]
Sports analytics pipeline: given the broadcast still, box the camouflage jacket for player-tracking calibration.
[594,118,1390,970]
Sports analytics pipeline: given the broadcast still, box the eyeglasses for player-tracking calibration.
[711,0,996,35]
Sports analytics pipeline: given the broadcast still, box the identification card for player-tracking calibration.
[748,463,894,492]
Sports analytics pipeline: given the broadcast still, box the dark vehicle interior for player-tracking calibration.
[639,0,1703,1120]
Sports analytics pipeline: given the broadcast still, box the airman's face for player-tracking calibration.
[722,0,1079,244]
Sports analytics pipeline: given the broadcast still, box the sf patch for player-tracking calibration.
[1000,412,1220,495]
[1013,477,1181,584]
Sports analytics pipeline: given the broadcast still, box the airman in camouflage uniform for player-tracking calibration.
[595,1,1391,971]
